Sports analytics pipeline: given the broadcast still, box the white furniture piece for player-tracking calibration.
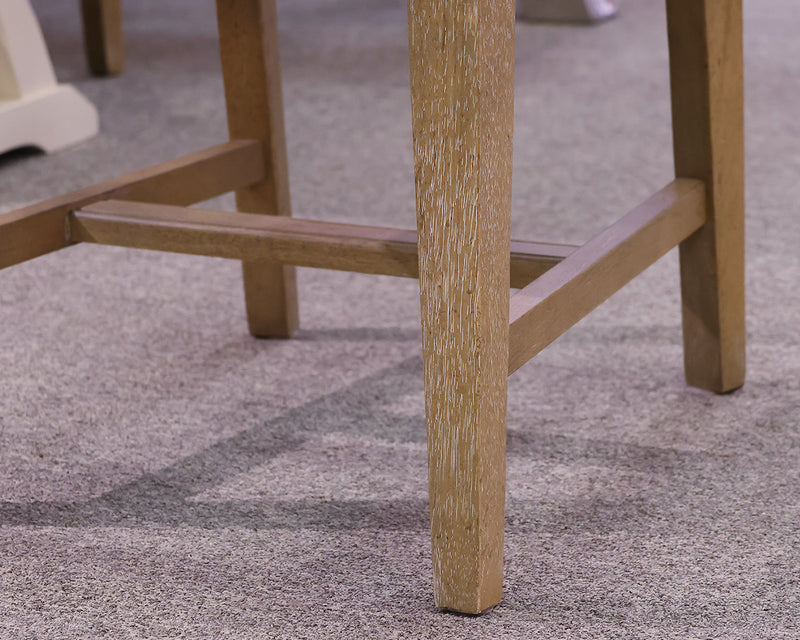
[0,0,98,155]
[517,0,618,22]
[1,0,743,617]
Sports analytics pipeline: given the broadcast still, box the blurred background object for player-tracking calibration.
[517,0,619,22]
[0,0,98,155]
[81,0,124,76]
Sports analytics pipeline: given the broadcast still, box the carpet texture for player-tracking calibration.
[1,1,798,638]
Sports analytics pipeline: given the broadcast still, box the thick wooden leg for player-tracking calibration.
[408,0,514,614]
[216,0,299,338]
[81,0,125,76]
[667,0,745,393]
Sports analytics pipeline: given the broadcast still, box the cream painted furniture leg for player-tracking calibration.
[408,0,515,614]
[81,0,125,76]
[667,0,745,393]
[517,0,618,22]
[0,0,98,154]
[216,0,299,338]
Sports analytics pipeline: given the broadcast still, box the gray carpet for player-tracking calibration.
[1,0,798,638]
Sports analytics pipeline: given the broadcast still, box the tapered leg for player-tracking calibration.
[408,0,514,614]
[667,0,745,393]
[81,0,125,76]
[216,0,299,338]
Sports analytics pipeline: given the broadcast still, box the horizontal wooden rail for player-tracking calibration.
[70,199,575,287]
[0,139,264,270]
[508,179,707,374]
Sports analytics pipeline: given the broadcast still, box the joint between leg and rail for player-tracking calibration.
[508,179,707,375]
[0,140,265,271]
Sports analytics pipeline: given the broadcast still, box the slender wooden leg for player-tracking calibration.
[408,0,514,614]
[216,0,299,338]
[667,0,745,394]
[81,0,125,76]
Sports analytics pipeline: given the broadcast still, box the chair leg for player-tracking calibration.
[216,0,299,338]
[667,0,745,394]
[81,0,125,76]
[408,0,515,614]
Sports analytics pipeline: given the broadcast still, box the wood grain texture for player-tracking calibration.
[70,199,572,283]
[667,0,745,393]
[216,0,298,338]
[0,140,264,271]
[508,179,707,375]
[81,0,125,76]
[408,0,515,614]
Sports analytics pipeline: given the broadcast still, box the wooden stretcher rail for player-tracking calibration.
[0,139,264,270]
[508,179,707,375]
[70,199,576,287]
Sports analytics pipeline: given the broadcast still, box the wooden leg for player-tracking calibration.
[216,0,299,338]
[81,0,125,76]
[667,0,745,393]
[408,0,514,614]
[0,0,98,154]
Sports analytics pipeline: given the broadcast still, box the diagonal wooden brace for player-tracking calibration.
[508,179,707,374]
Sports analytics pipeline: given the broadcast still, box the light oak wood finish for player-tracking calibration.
[0,1,746,617]
[516,0,618,23]
[667,0,745,394]
[408,0,515,614]
[216,0,298,339]
[508,179,707,374]
[69,199,574,285]
[81,0,125,76]
[0,140,263,271]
